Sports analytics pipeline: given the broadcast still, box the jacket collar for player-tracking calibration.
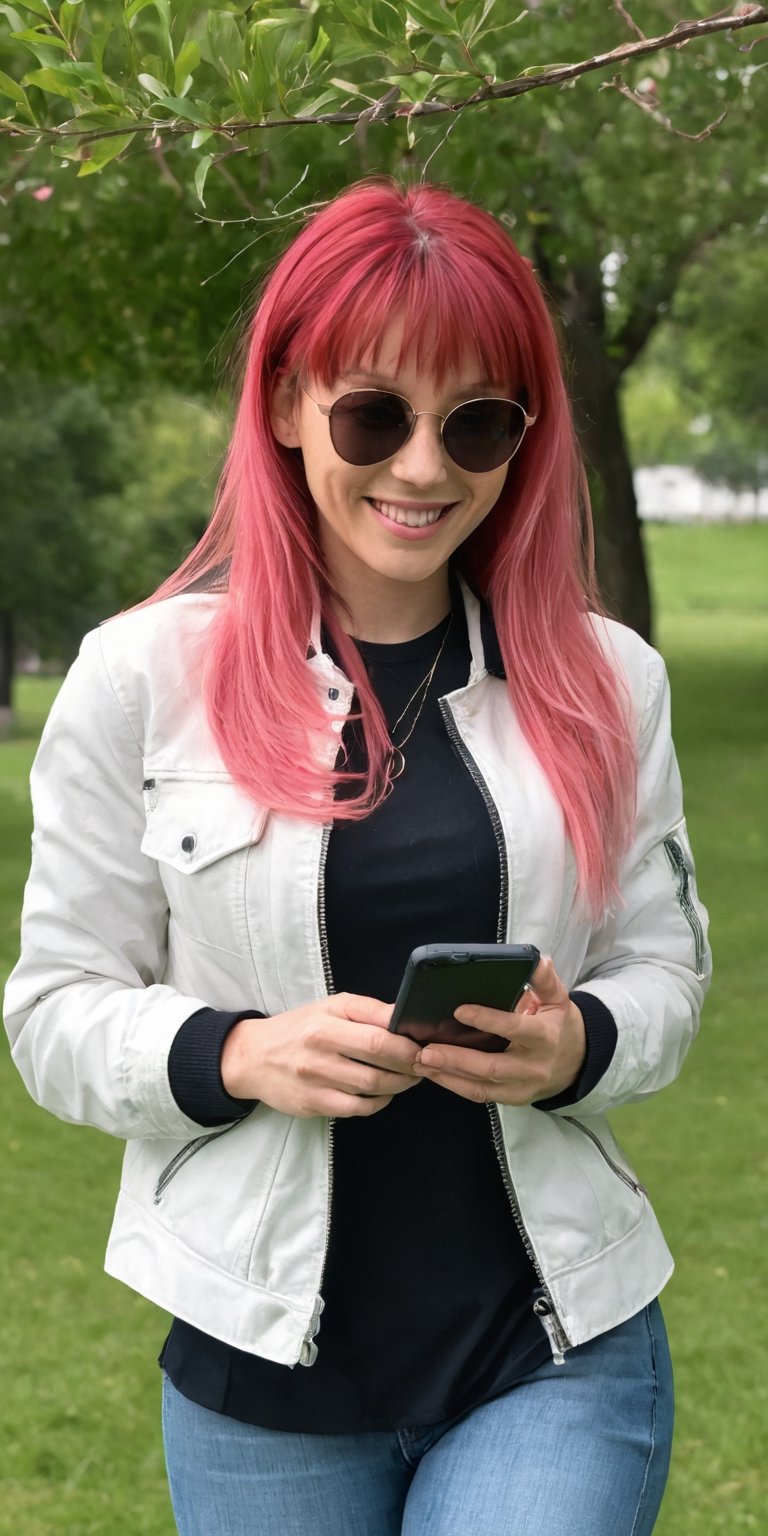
[306,572,507,681]
[478,596,506,679]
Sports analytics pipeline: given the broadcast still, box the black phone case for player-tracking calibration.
[388,943,541,1052]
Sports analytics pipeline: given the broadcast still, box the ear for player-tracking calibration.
[269,372,302,449]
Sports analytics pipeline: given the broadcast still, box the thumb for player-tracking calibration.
[528,956,568,1008]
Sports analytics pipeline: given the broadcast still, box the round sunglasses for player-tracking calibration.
[301,385,537,474]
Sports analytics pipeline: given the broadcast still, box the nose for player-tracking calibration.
[387,411,450,488]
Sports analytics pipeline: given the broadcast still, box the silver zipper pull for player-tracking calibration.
[533,1296,566,1366]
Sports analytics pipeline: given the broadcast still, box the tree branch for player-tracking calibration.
[614,2,647,43]
[603,75,728,139]
[3,4,765,151]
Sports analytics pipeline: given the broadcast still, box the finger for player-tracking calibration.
[527,956,569,1007]
[515,983,540,1016]
[330,992,394,1029]
[450,1003,518,1041]
[414,1040,511,1080]
[324,1091,395,1118]
[412,1069,537,1107]
[339,1021,421,1073]
[339,1063,424,1097]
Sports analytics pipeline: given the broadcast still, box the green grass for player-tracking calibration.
[1,525,767,1533]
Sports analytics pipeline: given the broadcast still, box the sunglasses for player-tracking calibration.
[301,385,537,474]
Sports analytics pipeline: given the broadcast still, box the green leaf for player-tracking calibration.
[125,0,169,24]
[90,27,111,74]
[146,93,211,125]
[77,132,133,175]
[0,4,25,29]
[125,0,172,62]
[137,71,168,98]
[22,65,81,100]
[307,25,329,70]
[174,38,200,95]
[329,76,369,99]
[296,86,341,116]
[370,1,404,44]
[194,151,214,206]
[125,0,157,20]
[405,0,456,35]
[59,1,83,48]
[67,107,138,128]
[170,0,198,52]
[518,62,571,79]
[190,125,212,147]
[10,0,49,16]
[11,26,69,52]
[324,3,396,52]
[207,10,243,79]
[0,66,32,110]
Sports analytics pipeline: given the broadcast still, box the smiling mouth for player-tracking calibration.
[366,498,456,528]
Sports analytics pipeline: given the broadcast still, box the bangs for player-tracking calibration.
[296,241,529,398]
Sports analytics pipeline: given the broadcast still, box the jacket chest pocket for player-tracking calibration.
[140,776,268,957]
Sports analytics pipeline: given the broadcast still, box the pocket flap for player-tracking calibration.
[141,779,268,873]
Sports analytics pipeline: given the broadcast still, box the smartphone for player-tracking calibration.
[388,943,541,1053]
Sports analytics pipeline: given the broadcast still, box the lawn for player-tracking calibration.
[1,524,766,1534]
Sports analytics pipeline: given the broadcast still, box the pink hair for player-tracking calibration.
[149,177,635,915]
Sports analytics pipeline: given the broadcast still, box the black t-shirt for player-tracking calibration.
[161,604,553,1429]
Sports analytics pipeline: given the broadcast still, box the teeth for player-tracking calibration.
[371,499,447,528]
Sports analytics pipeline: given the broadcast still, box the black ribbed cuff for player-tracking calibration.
[533,991,618,1111]
[167,1007,264,1127]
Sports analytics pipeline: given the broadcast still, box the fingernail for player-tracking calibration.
[420,1049,443,1067]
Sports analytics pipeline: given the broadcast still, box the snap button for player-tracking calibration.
[181,834,196,854]
[328,687,340,701]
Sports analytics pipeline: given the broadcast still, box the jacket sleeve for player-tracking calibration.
[554,643,711,1117]
[3,626,233,1142]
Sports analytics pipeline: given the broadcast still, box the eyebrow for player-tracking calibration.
[343,368,499,399]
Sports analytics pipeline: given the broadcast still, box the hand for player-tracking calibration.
[411,956,586,1106]
[220,993,423,1119]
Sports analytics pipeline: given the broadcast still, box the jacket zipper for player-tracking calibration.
[439,696,571,1364]
[300,822,336,1364]
[560,1114,647,1196]
[663,834,707,977]
[438,699,509,943]
[154,1124,239,1204]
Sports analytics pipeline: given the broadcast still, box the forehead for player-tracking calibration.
[332,315,497,393]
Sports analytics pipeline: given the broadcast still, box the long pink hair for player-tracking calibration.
[150,177,635,915]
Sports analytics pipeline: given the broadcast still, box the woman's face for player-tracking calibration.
[271,317,511,604]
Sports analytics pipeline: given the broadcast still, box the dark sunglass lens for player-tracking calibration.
[444,400,525,472]
[329,392,411,465]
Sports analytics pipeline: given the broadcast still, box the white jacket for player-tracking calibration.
[4,582,711,1367]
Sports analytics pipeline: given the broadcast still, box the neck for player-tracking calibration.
[326,561,453,645]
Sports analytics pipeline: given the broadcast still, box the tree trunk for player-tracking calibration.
[0,610,14,732]
[541,259,653,642]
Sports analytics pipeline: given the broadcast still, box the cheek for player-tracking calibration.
[470,468,508,518]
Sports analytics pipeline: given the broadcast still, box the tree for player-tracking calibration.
[0,382,228,721]
[623,228,768,489]
[0,380,122,720]
[2,2,766,638]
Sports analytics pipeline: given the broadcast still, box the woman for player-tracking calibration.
[4,178,710,1536]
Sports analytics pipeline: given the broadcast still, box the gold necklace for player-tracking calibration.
[386,612,453,784]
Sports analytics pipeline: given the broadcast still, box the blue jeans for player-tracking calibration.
[162,1300,673,1536]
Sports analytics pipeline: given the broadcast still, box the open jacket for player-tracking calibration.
[4,582,711,1367]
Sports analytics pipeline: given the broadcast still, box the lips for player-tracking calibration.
[366,498,455,528]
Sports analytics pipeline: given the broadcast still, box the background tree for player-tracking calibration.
[0,380,122,721]
[1,1,766,647]
[0,383,227,718]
